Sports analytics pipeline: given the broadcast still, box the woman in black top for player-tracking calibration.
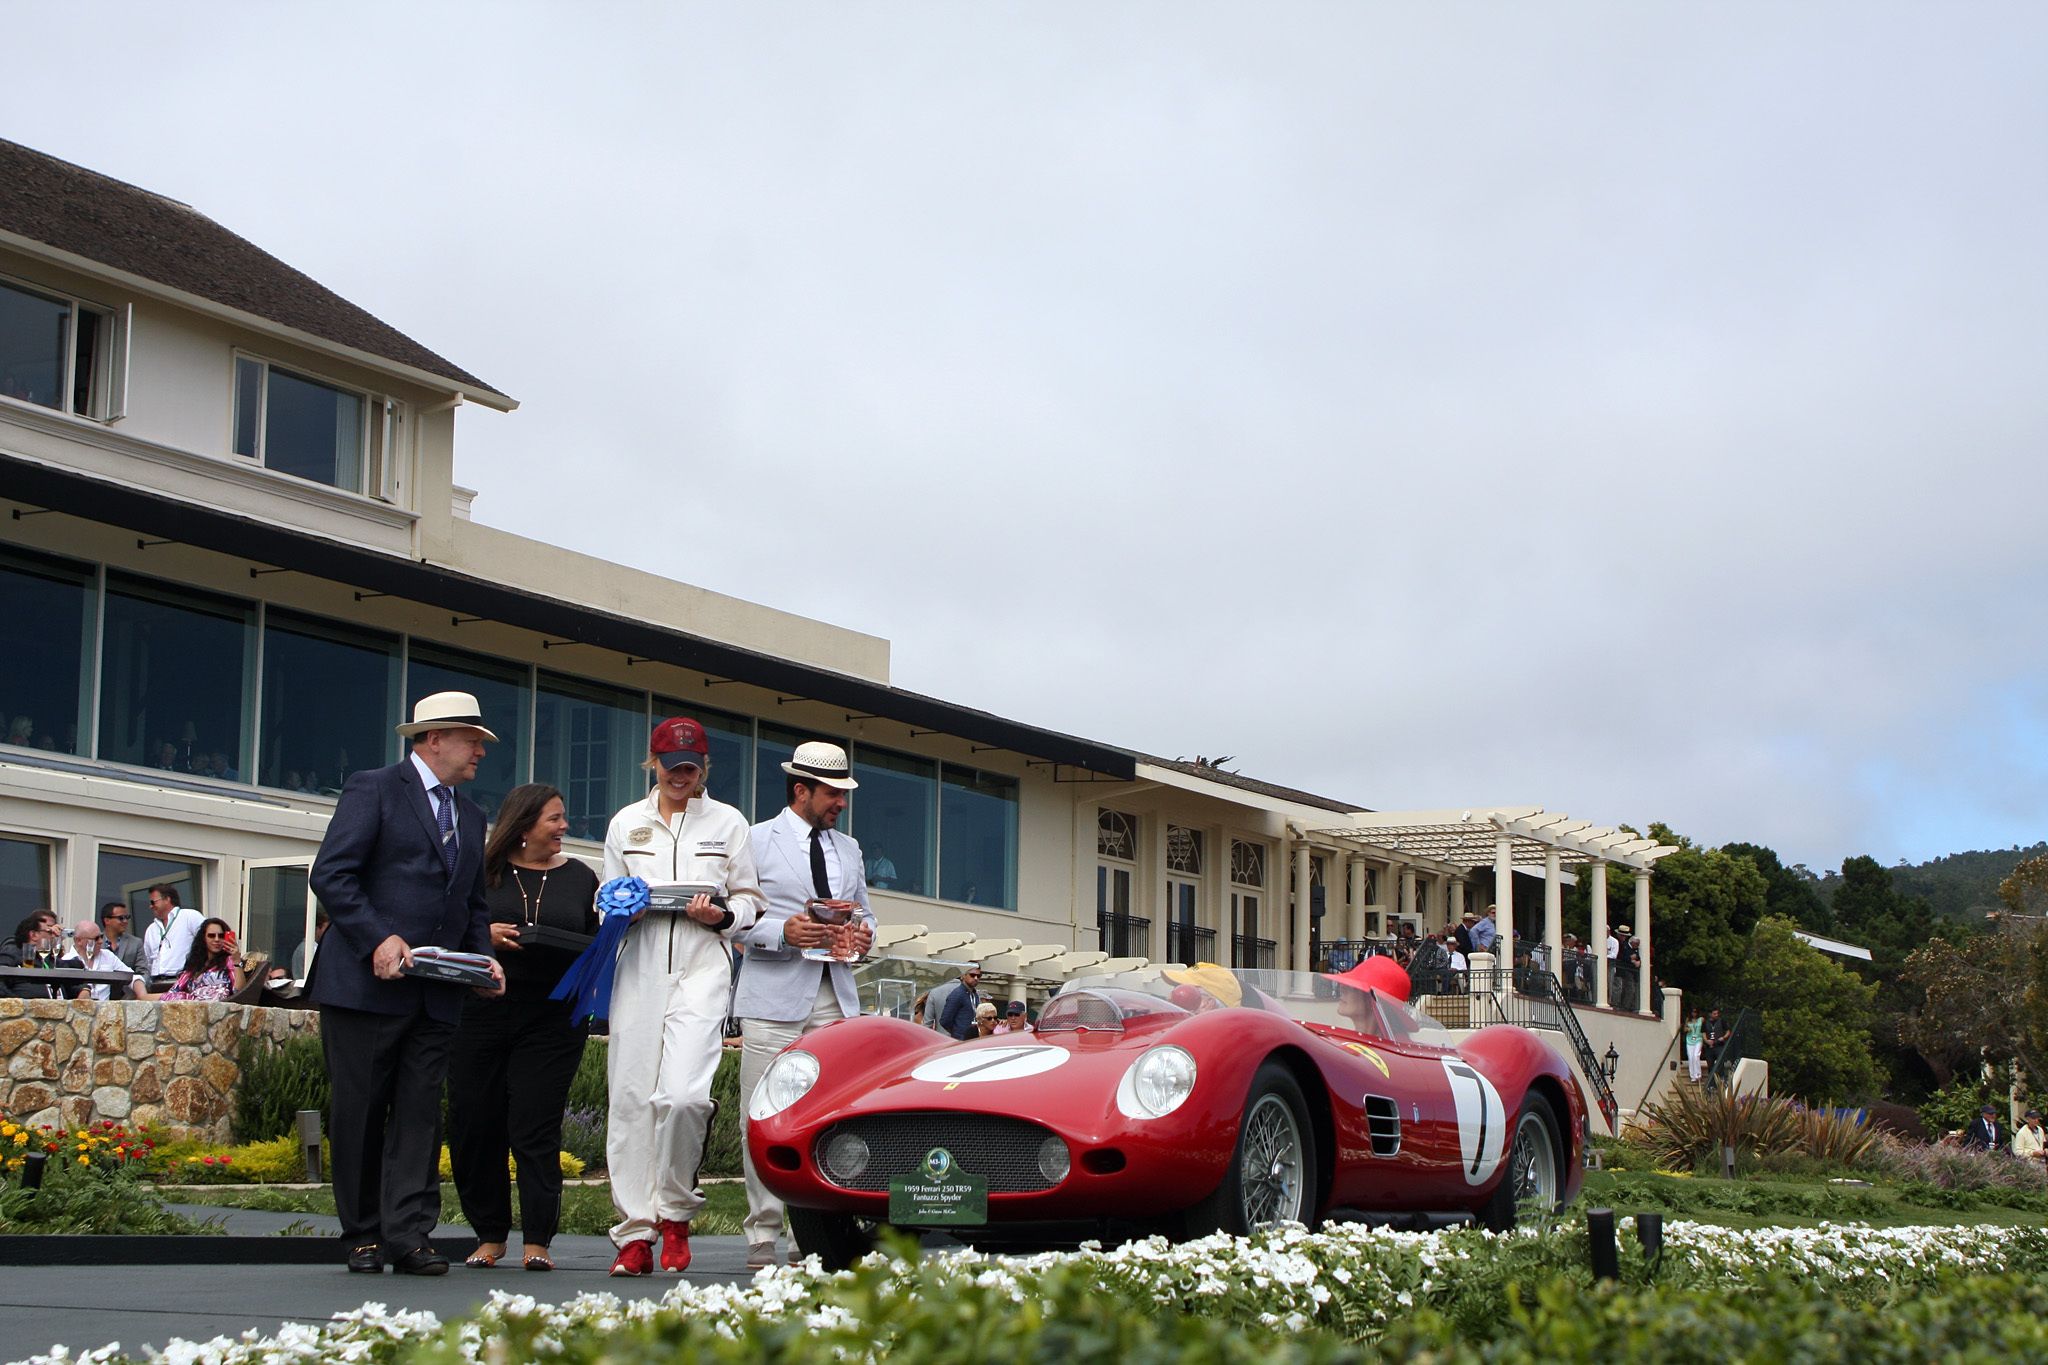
[447,783,599,1271]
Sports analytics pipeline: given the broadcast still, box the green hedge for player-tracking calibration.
[234,1033,331,1143]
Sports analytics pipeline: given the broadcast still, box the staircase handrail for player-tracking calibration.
[1529,968,1619,1131]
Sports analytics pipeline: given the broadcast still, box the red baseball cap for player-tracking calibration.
[650,717,710,770]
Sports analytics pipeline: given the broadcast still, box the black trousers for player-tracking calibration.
[445,994,585,1246]
[320,1001,456,1254]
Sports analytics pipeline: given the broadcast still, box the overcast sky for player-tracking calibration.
[7,4,2046,870]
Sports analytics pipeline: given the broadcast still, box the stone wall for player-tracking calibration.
[0,998,320,1142]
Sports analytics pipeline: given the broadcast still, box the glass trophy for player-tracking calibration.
[802,899,862,962]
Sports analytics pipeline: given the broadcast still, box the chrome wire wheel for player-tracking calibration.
[1239,1092,1307,1227]
[1506,1107,1560,1218]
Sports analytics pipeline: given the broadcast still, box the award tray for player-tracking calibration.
[517,924,595,953]
[644,883,727,913]
[401,954,498,989]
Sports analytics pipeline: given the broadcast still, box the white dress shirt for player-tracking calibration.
[143,907,203,978]
[778,805,841,897]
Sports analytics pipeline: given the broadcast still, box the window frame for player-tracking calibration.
[230,351,398,499]
[0,270,126,422]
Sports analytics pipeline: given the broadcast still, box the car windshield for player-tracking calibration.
[1033,987,1187,1033]
[1062,965,1458,1045]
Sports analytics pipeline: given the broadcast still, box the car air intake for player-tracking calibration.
[813,1112,1067,1192]
[1365,1095,1402,1156]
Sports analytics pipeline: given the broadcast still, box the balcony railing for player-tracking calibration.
[1165,921,1217,967]
[1097,911,1151,959]
[1231,935,1277,970]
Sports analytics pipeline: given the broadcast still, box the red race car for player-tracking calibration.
[747,962,1587,1268]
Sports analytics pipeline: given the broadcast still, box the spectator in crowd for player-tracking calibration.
[1471,905,1499,954]
[1613,929,1640,1011]
[99,902,147,975]
[6,716,32,747]
[58,921,141,1001]
[1683,1008,1706,1082]
[291,908,329,980]
[911,991,931,1026]
[158,919,245,1001]
[448,783,600,1275]
[1702,1007,1730,1072]
[1453,912,1476,958]
[2014,1110,2045,1164]
[733,739,872,1270]
[599,717,763,1278]
[3,912,63,998]
[141,886,203,982]
[938,967,984,1040]
[1963,1104,2007,1152]
[1410,933,1450,994]
[973,1000,999,1037]
[1444,937,1468,993]
[153,741,180,771]
[994,1001,1033,1034]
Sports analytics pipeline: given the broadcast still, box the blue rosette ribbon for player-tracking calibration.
[551,876,648,1024]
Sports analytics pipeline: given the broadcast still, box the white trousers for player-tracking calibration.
[605,921,731,1246]
[738,976,849,1244]
[1685,1040,1703,1082]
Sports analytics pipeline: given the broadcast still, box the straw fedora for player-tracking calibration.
[781,740,858,790]
[395,691,500,741]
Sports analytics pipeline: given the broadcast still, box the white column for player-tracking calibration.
[1449,878,1465,925]
[1399,865,1416,928]
[1292,839,1313,972]
[1494,834,1514,951]
[1542,848,1563,981]
[1589,859,1609,1009]
[1635,870,1653,1016]
[1346,855,1365,941]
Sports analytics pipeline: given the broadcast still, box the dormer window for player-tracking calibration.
[233,355,399,497]
[0,276,122,419]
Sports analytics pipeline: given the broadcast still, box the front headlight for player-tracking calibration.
[1115,1045,1197,1118]
[748,1049,820,1120]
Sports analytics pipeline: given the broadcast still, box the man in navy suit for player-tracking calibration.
[733,741,875,1266]
[1964,1103,2008,1152]
[309,691,505,1275]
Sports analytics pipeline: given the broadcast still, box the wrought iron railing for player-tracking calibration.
[1435,965,1618,1130]
[1231,935,1277,970]
[1097,911,1151,959]
[1165,921,1216,967]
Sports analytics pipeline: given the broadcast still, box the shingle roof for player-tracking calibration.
[1141,757,1369,814]
[0,138,504,400]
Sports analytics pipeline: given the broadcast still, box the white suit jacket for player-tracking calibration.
[732,816,873,1023]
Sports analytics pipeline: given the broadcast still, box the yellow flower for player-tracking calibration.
[77,1155,89,1165]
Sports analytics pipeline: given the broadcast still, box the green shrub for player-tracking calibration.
[566,1036,608,1112]
[234,1033,329,1143]
[0,1164,225,1234]
[1628,1086,1877,1170]
[703,1048,741,1177]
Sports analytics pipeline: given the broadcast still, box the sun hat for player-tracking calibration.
[650,717,710,770]
[781,740,858,790]
[1326,955,1412,1002]
[1161,963,1243,1009]
[396,692,499,741]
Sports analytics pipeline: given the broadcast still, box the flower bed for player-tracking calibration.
[13,1217,2047,1365]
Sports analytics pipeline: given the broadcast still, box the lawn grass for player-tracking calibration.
[1579,1167,2048,1229]
[171,1180,748,1236]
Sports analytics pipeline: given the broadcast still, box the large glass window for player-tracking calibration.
[847,746,935,896]
[0,836,52,926]
[940,764,1017,909]
[534,672,647,840]
[244,862,311,980]
[259,610,400,794]
[96,849,203,920]
[0,545,94,756]
[754,722,838,824]
[233,357,366,492]
[405,642,531,820]
[98,573,254,779]
[0,280,69,411]
[655,699,753,813]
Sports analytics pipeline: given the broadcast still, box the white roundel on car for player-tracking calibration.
[1440,1058,1508,1186]
[911,1045,1069,1084]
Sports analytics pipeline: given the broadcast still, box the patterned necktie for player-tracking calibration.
[432,785,456,871]
[810,828,831,899]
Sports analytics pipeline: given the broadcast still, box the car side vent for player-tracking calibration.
[1365,1095,1401,1157]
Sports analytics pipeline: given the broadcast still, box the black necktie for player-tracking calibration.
[810,828,831,899]
[432,785,457,871]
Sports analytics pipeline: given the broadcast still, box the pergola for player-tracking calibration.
[1306,807,1679,1015]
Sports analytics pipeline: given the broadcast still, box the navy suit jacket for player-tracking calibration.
[308,758,492,1023]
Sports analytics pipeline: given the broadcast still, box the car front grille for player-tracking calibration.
[814,1111,1061,1192]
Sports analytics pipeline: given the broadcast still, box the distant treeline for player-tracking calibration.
[1816,842,2048,922]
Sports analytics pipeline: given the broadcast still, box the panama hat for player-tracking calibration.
[395,691,499,741]
[781,740,859,790]
[1161,963,1243,1009]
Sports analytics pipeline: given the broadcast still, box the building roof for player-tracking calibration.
[1141,757,1368,814]
[0,138,506,402]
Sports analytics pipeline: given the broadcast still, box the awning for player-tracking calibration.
[1307,807,1676,873]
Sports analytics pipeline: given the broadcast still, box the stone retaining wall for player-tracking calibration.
[0,998,320,1142]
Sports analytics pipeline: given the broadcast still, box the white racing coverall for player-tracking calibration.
[602,790,764,1247]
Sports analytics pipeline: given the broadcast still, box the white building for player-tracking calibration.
[0,140,1680,1125]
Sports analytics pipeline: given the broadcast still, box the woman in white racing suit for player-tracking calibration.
[600,716,764,1276]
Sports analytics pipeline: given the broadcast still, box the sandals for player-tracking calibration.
[523,1250,553,1272]
[464,1245,505,1269]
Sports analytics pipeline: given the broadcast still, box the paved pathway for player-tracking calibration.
[0,1208,767,1361]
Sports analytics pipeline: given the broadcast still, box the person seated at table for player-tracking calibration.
[156,919,245,1002]
[57,921,143,1001]
[1,912,64,998]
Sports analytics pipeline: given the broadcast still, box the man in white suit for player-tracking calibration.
[734,741,877,1267]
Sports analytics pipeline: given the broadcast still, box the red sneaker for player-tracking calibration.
[657,1219,692,1272]
[609,1239,653,1277]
